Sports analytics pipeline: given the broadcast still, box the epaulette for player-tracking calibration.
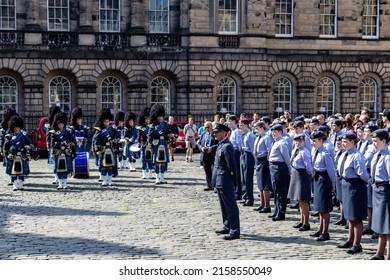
[49,130,56,134]
[68,126,74,129]
[84,125,90,130]
[5,133,11,138]
[94,127,101,131]
[148,124,155,129]
[44,123,50,128]
[66,127,72,132]
[22,130,27,135]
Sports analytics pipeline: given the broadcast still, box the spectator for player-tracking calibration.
[184,118,198,162]
[167,116,179,161]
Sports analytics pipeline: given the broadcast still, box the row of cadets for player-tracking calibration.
[124,112,138,172]
[3,115,36,191]
[0,107,19,186]
[50,112,76,189]
[238,119,256,206]
[114,111,127,169]
[147,103,173,184]
[334,135,347,226]
[137,107,154,179]
[92,108,118,187]
[46,105,62,184]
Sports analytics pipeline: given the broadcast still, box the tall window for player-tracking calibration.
[362,0,379,39]
[217,0,238,34]
[275,0,293,37]
[0,76,18,114]
[149,0,169,33]
[0,0,16,30]
[99,0,120,32]
[359,77,377,115]
[49,76,71,113]
[273,77,292,112]
[47,0,69,31]
[150,76,171,114]
[216,76,236,115]
[317,77,335,116]
[101,76,122,112]
[319,0,337,38]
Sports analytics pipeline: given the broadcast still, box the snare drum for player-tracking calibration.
[130,143,141,159]
[73,152,89,178]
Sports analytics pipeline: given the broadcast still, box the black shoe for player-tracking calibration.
[8,182,13,186]
[333,219,347,226]
[309,231,321,237]
[171,157,174,161]
[316,233,330,241]
[310,211,319,217]
[268,213,277,218]
[253,206,263,212]
[299,224,311,231]
[362,227,375,235]
[204,187,213,191]
[292,222,303,229]
[243,201,254,206]
[371,233,379,239]
[235,195,242,201]
[369,255,385,260]
[337,241,353,248]
[289,202,299,209]
[215,228,230,234]
[239,200,246,204]
[272,216,285,221]
[344,224,349,229]
[346,245,362,254]
[259,207,271,213]
[223,235,240,240]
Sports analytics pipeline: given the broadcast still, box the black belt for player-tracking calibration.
[270,161,284,165]
[293,167,306,171]
[373,181,390,187]
[313,170,326,174]
[257,156,267,160]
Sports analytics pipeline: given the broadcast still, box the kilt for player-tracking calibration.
[6,159,30,176]
[372,184,390,234]
[313,171,333,212]
[287,168,311,202]
[255,156,272,191]
[342,178,367,221]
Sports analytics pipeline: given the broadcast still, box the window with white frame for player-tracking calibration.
[217,0,238,34]
[275,0,293,37]
[149,0,169,33]
[47,0,69,31]
[101,76,122,112]
[99,0,120,32]
[49,76,71,114]
[0,76,18,114]
[0,0,16,30]
[273,77,292,112]
[216,76,236,115]
[362,0,379,39]
[319,0,337,38]
[317,77,335,116]
[359,77,377,115]
[150,76,171,114]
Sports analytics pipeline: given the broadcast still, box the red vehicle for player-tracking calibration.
[175,121,199,151]
[32,117,49,154]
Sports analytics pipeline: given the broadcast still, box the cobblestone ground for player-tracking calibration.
[0,153,378,260]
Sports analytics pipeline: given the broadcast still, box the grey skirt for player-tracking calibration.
[372,185,390,234]
[342,178,367,221]
[288,168,311,202]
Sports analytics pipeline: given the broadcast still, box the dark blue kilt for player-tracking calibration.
[6,159,30,176]
[255,156,271,191]
[313,171,333,212]
[372,185,390,234]
[342,178,367,221]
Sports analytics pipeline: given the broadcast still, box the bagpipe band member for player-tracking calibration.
[114,111,127,169]
[4,115,35,191]
[147,103,174,184]
[137,107,153,179]
[0,107,18,186]
[124,112,138,172]
[47,105,62,184]
[51,112,76,189]
[92,108,118,186]
[69,107,89,153]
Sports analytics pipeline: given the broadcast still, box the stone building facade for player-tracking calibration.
[1,0,390,129]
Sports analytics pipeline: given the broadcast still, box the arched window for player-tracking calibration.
[150,76,171,114]
[0,76,18,114]
[317,77,335,116]
[359,77,377,115]
[273,77,292,113]
[101,76,122,112]
[216,76,236,115]
[49,76,71,114]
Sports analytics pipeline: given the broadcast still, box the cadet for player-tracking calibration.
[227,115,243,200]
[334,136,347,226]
[212,123,240,240]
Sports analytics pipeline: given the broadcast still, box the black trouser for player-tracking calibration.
[270,163,289,217]
[202,154,213,189]
[240,151,255,203]
[234,149,242,198]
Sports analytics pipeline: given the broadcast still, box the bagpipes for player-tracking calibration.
[102,141,115,167]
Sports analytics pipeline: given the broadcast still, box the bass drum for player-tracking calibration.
[73,152,89,178]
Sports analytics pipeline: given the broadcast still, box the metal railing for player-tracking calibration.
[41,31,78,49]
[218,35,240,48]
[0,30,24,46]
[146,34,181,48]
[95,33,131,49]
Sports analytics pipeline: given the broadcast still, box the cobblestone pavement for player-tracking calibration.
[0,153,378,260]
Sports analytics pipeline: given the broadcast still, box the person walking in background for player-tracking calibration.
[184,118,198,163]
[198,121,217,191]
[167,116,179,162]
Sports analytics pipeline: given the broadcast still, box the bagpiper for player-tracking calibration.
[137,107,153,179]
[147,103,173,184]
[47,105,62,184]
[50,112,76,189]
[0,107,18,186]
[114,111,127,169]
[124,112,139,172]
[92,108,118,186]
[3,115,35,191]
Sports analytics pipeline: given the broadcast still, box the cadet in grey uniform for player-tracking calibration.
[212,123,240,240]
